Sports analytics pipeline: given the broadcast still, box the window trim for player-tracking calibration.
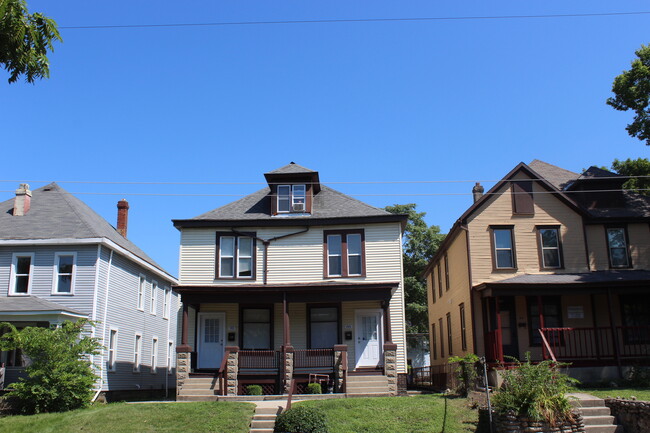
[163,287,171,320]
[167,340,174,375]
[307,303,341,349]
[490,226,517,270]
[459,303,467,351]
[108,328,118,372]
[430,273,436,304]
[137,274,146,311]
[536,226,564,270]
[605,225,632,269]
[239,306,273,350]
[9,253,35,296]
[437,264,443,299]
[446,312,453,356]
[52,252,76,295]
[444,254,450,291]
[215,232,257,280]
[323,229,365,278]
[133,333,142,373]
[151,337,158,374]
[150,280,158,315]
[277,184,308,213]
[526,296,563,347]
[438,317,444,359]
[431,323,437,360]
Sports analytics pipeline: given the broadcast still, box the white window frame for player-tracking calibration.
[163,287,170,319]
[217,234,255,279]
[150,280,158,315]
[277,185,291,213]
[137,274,146,311]
[606,227,630,268]
[52,252,77,295]
[291,184,306,211]
[108,328,118,372]
[539,228,562,269]
[492,228,516,269]
[327,234,342,277]
[9,252,35,296]
[133,333,142,372]
[167,340,174,375]
[346,233,362,276]
[151,337,158,374]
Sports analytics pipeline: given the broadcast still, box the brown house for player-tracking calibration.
[424,160,650,382]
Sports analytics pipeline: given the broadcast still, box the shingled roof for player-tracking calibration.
[266,162,316,175]
[0,296,85,316]
[0,183,170,276]
[528,159,579,190]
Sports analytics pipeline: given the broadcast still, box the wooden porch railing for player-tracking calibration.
[484,330,503,363]
[216,348,231,396]
[294,349,335,370]
[239,350,281,370]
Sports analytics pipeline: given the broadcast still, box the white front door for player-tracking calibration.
[355,309,383,368]
[198,312,225,369]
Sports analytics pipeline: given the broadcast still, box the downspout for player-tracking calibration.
[165,286,171,398]
[90,245,102,367]
[93,249,114,402]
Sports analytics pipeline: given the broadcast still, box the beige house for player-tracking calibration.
[172,163,408,398]
[424,160,650,382]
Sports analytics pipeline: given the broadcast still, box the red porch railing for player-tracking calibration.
[239,350,281,370]
[484,330,503,363]
[294,349,335,370]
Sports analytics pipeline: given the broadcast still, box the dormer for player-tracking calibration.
[265,162,321,216]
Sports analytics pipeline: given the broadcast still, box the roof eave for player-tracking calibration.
[173,214,408,229]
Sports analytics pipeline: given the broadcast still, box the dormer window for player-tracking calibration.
[277,184,307,213]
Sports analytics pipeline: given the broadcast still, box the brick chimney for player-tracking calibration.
[117,199,129,237]
[13,183,32,216]
[472,182,484,203]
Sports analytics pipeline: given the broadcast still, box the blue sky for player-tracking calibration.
[2,1,649,274]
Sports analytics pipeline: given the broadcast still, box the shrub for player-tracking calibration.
[492,354,578,426]
[448,353,480,396]
[274,406,329,433]
[247,385,263,396]
[0,320,101,414]
[306,383,322,394]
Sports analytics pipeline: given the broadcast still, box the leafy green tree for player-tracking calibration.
[611,157,650,195]
[385,204,445,334]
[0,0,62,83]
[607,44,650,146]
[0,319,101,414]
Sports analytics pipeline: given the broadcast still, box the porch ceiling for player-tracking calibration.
[174,281,399,303]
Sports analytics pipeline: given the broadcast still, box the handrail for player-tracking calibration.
[286,378,295,410]
[538,329,557,362]
[217,348,231,396]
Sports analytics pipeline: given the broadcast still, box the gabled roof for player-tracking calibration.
[528,159,579,190]
[266,162,316,175]
[0,183,171,278]
[578,166,619,179]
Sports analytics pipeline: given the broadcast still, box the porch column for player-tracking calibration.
[175,302,192,395]
[333,344,348,393]
[495,297,503,362]
[283,345,294,394]
[537,296,546,360]
[606,289,623,379]
[283,294,291,346]
[383,342,398,396]
[225,346,239,396]
[382,300,392,342]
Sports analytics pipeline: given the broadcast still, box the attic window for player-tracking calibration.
[512,181,534,215]
[277,184,306,213]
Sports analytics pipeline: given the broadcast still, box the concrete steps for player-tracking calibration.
[569,393,624,433]
[177,376,220,401]
[249,405,282,433]
[345,374,389,396]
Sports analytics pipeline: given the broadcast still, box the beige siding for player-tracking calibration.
[586,225,609,270]
[627,223,650,269]
[586,223,650,270]
[467,173,588,286]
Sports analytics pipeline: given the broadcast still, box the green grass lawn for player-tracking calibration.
[0,401,255,433]
[297,394,482,433]
[575,387,650,401]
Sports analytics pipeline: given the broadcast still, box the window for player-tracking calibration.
[53,253,76,294]
[309,306,339,349]
[217,234,255,279]
[324,230,364,277]
[431,323,437,360]
[446,313,453,356]
[277,184,307,213]
[242,308,272,349]
[10,253,34,295]
[108,329,118,371]
[163,288,171,319]
[151,337,158,373]
[167,341,174,374]
[430,273,436,304]
[620,295,650,343]
[527,296,562,346]
[512,180,534,215]
[133,334,142,372]
[491,227,516,269]
[459,303,467,351]
[437,265,443,299]
[150,281,158,315]
[137,275,145,310]
[606,227,631,268]
[438,318,444,358]
[538,227,562,269]
[444,254,450,291]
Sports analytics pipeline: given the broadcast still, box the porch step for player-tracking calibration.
[177,375,221,400]
[345,374,389,395]
[568,393,624,433]
[177,395,220,402]
[249,404,283,433]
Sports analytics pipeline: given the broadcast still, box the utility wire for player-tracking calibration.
[58,11,650,30]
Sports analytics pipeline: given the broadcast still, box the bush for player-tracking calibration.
[247,385,263,396]
[306,383,322,394]
[448,353,480,396]
[492,354,578,426]
[274,406,329,433]
[0,320,101,414]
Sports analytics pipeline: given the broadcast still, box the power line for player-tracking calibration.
[58,11,650,30]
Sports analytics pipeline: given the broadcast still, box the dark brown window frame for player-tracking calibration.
[605,225,632,269]
[239,305,274,350]
[431,322,437,360]
[511,180,534,215]
[430,272,437,304]
[489,225,517,271]
[306,303,342,349]
[446,312,453,356]
[437,264,443,299]
[526,296,563,347]
[459,303,467,351]
[536,225,564,270]
[444,253,450,291]
[438,317,444,358]
[270,183,313,215]
[323,229,366,278]
[215,232,257,280]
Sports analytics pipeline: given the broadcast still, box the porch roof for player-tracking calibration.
[173,280,399,303]
[474,270,650,296]
[0,296,86,320]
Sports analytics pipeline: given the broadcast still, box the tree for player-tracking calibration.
[385,204,445,334]
[611,157,650,195]
[607,44,650,146]
[0,0,62,83]
[0,320,101,414]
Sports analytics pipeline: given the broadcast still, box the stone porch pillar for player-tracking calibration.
[175,345,192,395]
[333,344,348,393]
[225,346,239,396]
[283,346,294,394]
[383,342,398,396]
